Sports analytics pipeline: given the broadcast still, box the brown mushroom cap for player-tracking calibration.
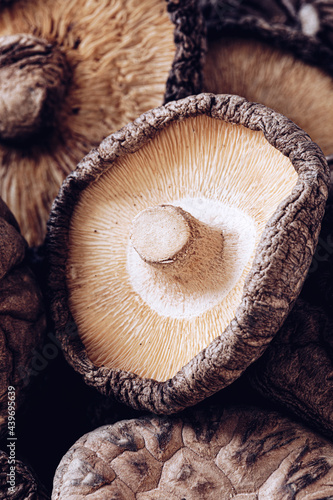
[0,0,180,246]
[52,405,333,499]
[0,450,49,499]
[48,93,329,414]
[248,299,333,439]
[0,197,45,438]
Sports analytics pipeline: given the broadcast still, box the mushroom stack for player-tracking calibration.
[0,0,203,247]
[47,93,329,416]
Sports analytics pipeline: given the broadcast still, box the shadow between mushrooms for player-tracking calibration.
[47,93,329,414]
[0,0,181,246]
[0,197,45,438]
[0,450,49,499]
[52,405,333,499]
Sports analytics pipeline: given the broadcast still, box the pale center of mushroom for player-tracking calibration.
[127,198,256,319]
[130,205,192,265]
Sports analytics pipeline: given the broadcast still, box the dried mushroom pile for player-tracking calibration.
[0,0,333,498]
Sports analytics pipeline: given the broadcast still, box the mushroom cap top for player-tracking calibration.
[52,405,333,499]
[47,93,329,414]
[0,0,178,246]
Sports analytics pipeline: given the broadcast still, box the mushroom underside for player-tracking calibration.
[48,93,328,414]
[203,37,333,156]
[67,114,298,382]
[0,0,177,246]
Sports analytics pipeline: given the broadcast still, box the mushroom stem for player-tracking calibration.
[0,34,71,144]
[130,204,224,274]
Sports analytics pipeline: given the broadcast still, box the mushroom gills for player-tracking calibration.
[67,114,298,381]
[203,37,333,156]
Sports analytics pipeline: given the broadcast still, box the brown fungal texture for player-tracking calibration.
[200,1,333,158]
[0,450,49,499]
[0,34,70,143]
[51,405,333,499]
[0,197,45,437]
[246,187,333,439]
[248,299,333,439]
[0,0,179,247]
[47,93,329,414]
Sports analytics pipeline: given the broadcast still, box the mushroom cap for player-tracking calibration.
[0,0,182,246]
[0,196,46,438]
[47,93,329,414]
[201,1,333,157]
[52,405,333,499]
[0,449,49,499]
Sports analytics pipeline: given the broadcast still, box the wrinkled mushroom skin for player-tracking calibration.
[0,450,49,499]
[0,0,195,246]
[52,406,333,499]
[200,1,333,158]
[0,34,71,144]
[0,197,45,438]
[247,190,333,439]
[164,0,205,102]
[47,93,329,415]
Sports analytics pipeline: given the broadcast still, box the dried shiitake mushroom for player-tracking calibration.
[201,0,333,157]
[47,93,329,414]
[0,450,49,499]
[52,405,333,499]
[0,197,45,438]
[0,0,201,246]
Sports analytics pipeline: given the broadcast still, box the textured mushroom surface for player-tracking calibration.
[0,0,182,246]
[0,197,45,437]
[52,405,333,499]
[0,451,49,499]
[48,93,329,414]
[0,34,70,143]
[0,450,49,499]
[247,187,333,439]
[200,0,333,157]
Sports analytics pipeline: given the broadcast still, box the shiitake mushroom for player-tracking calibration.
[47,93,329,415]
[52,404,333,499]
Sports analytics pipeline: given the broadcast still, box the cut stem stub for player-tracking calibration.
[130,204,224,273]
[0,34,70,143]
